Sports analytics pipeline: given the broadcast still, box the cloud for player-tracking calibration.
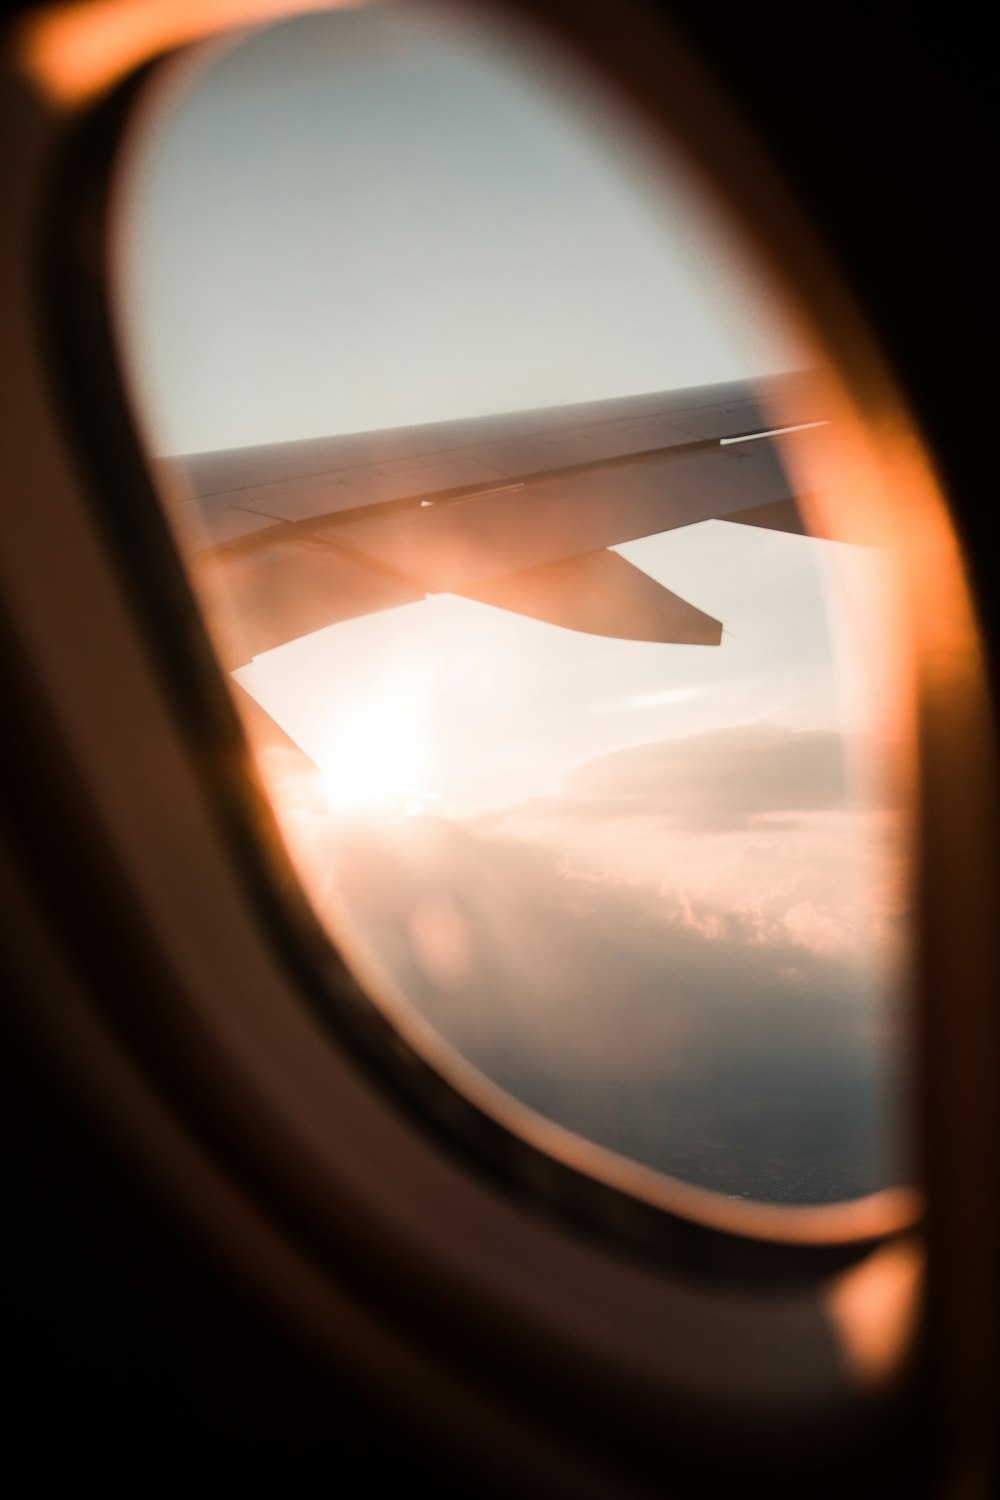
[298,811,910,1207]
[587,683,709,715]
[463,722,910,968]
[551,722,898,831]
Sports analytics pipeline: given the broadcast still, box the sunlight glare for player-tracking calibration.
[319,681,431,817]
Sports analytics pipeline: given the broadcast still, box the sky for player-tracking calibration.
[116,1,910,1206]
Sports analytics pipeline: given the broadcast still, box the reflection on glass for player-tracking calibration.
[116,3,913,1210]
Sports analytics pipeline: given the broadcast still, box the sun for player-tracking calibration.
[319,684,431,816]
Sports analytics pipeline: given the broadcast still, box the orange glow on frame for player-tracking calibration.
[828,1236,923,1387]
[16,0,357,108]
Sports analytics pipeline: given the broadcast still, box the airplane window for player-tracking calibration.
[112,2,916,1221]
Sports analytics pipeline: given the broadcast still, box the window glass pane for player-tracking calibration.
[115,2,913,1213]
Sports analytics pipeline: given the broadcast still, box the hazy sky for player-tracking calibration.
[119,1,805,453]
[118,2,908,1205]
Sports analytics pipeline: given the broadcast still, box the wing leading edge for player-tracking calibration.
[161,372,826,665]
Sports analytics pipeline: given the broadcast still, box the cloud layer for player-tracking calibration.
[297,717,911,1207]
[514,722,900,830]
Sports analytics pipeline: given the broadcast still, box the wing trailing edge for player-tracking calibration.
[454,550,722,645]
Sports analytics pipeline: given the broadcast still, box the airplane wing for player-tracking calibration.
[159,371,827,667]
